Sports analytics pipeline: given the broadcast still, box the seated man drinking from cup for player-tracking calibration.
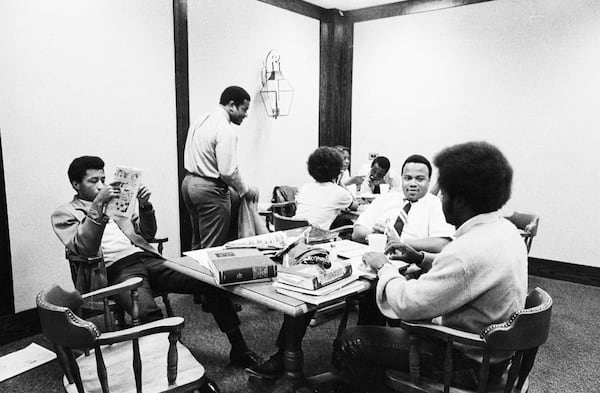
[351,154,454,325]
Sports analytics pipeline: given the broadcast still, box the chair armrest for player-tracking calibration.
[270,201,295,209]
[149,237,169,244]
[97,316,185,345]
[331,225,354,234]
[400,320,486,347]
[81,277,143,301]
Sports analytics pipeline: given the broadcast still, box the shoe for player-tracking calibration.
[229,349,263,368]
[245,352,284,380]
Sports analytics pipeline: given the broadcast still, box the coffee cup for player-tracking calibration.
[367,233,387,253]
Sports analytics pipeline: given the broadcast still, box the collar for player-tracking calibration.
[454,212,501,238]
[217,105,231,124]
[72,195,92,208]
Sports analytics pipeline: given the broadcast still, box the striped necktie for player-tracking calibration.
[393,201,412,236]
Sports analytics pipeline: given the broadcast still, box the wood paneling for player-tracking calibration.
[173,0,192,253]
[529,258,600,288]
[0,133,14,316]
[319,12,353,148]
[258,0,327,20]
[345,0,495,23]
[0,309,39,346]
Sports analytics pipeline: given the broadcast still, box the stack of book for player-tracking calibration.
[274,259,360,304]
[184,247,278,286]
[206,248,278,285]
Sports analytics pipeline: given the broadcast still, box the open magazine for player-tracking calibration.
[105,166,143,219]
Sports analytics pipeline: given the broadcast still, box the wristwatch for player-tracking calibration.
[88,208,109,224]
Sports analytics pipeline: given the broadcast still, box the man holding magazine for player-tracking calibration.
[51,155,261,368]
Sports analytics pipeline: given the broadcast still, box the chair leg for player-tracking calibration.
[199,377,221,393]
[162,294,175,318]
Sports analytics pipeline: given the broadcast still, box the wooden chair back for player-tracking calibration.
[504,212,540,253]
[386,287,552,393]
[37,284,100,349]
[273,212,309,231]
[36,283,213,393]
[271,186,298,217]
[65,237,174,331]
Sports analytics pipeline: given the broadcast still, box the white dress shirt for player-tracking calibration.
[355,191,455,241]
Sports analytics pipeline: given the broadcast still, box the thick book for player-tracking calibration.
[105,166,143,219]
[277,260,352,290]
[206,248,278,285]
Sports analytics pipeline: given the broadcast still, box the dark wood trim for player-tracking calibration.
[345,0,495,23]
[257,0,328,21]
[173,0,192,253]
[0,309,40,346]
[0,132,15,316]
[319,12,353,148]
[529,257,600,288]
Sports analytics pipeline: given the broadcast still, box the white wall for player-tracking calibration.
[0,0,179,312]
[187,0,320,198]
[0,0,321,313]
[352,0,600,266]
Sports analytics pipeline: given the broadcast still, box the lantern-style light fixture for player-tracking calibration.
[260,50,294,119]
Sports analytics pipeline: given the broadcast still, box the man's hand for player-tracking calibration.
[242,185,260,202]
[385,240,423,265]
[347,175,365,186]
[94,182,121,206]
[372,222,386,234]
[363,251,389,271]
[137,184,152,208]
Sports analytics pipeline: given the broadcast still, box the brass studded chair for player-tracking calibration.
[385,287,552,393]
[37,280,219,393]
[504,212,539,254]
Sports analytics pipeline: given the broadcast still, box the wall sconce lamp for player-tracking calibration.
[260,50,294,119]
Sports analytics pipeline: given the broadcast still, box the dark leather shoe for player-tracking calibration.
[230,349,263,368]
[245,352,284,380]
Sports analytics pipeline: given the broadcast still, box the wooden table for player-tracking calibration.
[164,254,372,393]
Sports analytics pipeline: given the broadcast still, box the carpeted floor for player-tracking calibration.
[1,275,598,392]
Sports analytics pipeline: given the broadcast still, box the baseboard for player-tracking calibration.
[529,257,600,288]
[0,308,41,346]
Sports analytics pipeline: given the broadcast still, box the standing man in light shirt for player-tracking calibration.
[182,86,259,249]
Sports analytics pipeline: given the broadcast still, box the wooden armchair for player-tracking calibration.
[65,237,174,331]
[386,287,553,393]
[504,212,540,254]
[37,279,219,393]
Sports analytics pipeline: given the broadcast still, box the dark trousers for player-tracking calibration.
[107,252,240,331]
[357,288,402,327]
[274,312,315,352]
[337,326,508,392]
[181,174,232,249]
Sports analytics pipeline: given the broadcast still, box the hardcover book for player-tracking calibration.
[105,166,143,219]
[206,248,278,285]
[277,260,352,290]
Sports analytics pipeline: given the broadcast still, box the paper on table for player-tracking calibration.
[0,343,57,383]
[183,249,213,273]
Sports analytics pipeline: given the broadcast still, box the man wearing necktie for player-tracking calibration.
[51,156,261,368]
[352,154,455,325]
